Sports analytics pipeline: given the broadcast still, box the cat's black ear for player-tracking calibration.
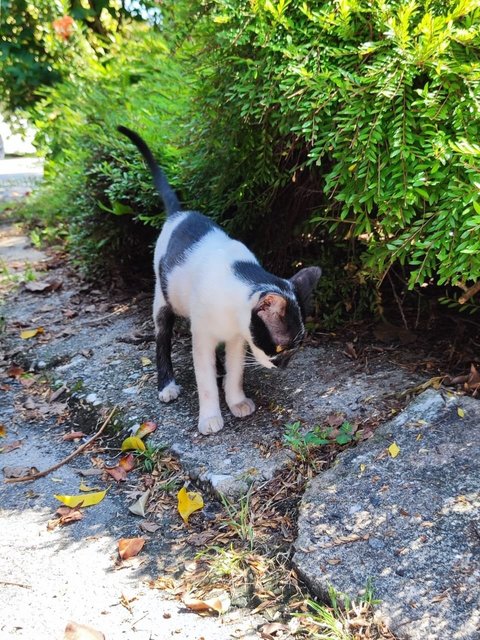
[290,266,322,315]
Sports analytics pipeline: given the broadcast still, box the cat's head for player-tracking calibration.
[248,266,321,369]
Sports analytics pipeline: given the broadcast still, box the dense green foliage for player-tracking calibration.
[0,0,155,112]
[23,26,191,275]
[171,0,480,293]
[18,0,480,320]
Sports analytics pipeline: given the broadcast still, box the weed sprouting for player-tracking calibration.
[283,420,359,460]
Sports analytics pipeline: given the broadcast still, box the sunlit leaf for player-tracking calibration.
[141,356,152,367]
[457,407,465,418]
[183,591,231,614]
[54,489,107,508]
[128,490,150,517]
[388,442,400,458]
[20,327,44,339]
[177,486,204,523]
[121,436,146,452]
[118,537,145,560]
[119,453,136,471]
[135,421,157,439]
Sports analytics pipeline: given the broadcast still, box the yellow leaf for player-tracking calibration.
[0,425,6,438]
[359,463,366,473]
[388,442,400,458]
[121,436,146,452]
[141,356,152,367]
[54,489,107,508]
[79,482,100,492]
[20,327,44,340]
[457,407,465,418]
[177,487,204,523]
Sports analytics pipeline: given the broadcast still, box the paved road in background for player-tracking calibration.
[0,156,43,202]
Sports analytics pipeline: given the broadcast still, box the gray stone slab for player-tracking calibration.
[293,389,480,639]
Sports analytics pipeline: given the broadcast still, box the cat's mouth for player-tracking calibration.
[270,349,296,369]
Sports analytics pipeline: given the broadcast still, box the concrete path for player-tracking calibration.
[0,156,43,201]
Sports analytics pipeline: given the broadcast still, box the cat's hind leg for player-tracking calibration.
[224,336,255,418]
[154,288,180,403]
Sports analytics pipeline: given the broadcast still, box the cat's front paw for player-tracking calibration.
[229,398,255,418]
[158,381,181,403]
[198,415,224,435]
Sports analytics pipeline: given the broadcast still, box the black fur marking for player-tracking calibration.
[160,213,218,285]
[250,298,305,362]
[155,305,176,391]
[233,261,292,295]
[117,126,181,216]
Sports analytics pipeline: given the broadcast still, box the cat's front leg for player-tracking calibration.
[192,333,224,434]
[154,296,180,403]
[225,336,255,418]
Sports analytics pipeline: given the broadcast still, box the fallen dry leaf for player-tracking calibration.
[6,364,25,378]
[79,482,100,492]
[183,590,231,615]
[140,356,152,367]
[388,442,400,458]
[105,465,128,482]
[118,537,145,560]
[128,489,150,517]
[260,622,290,637]
[119,453,136,471]
[64,621,105,640]
[139,520,160,533]
[24,278,63,294]
[457,407,465,418]
[75,468,103,477]
[0,439,23,453]
[135,421,157,439]
[121,436,145,452]
[3,465,38,478]
[62,431,86,441]
[177,486,204,524]
[54,489,107,508]
[47,506,84,530]
[20,327,44,340]
[0,426,5,438]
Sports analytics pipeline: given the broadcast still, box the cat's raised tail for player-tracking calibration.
[117,125,181,216]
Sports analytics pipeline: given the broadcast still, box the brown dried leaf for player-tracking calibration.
[183,591,231,615]
[105,465,128,482]
[6,364,24,378]
[62,431,86,441]
[139,520,160,533]
[119,453,136,471]
[48,507,84,530]
[3,465,39,479]
[1,439,23,453]
[118,537,145,560]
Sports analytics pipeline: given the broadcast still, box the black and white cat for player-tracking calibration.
[118,127,321,435]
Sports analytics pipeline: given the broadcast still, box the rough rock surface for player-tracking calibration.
[293,389,480,640]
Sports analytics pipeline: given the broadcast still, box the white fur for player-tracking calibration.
[154,216,264,434]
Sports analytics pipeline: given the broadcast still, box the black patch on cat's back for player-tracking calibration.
[233,261,292,295]
[159,212,218,299]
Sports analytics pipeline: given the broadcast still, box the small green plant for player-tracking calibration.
[135,443,164,473]
[301,582,381,640]
[220,488,255,549]
[283,420,358,459]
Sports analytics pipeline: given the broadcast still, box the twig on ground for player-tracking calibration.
[4,406,117,484]
[0,580,32,589]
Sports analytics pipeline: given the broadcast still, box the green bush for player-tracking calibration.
[168,0,480,294]
[22,0,480,318]
[23,25,191,276]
